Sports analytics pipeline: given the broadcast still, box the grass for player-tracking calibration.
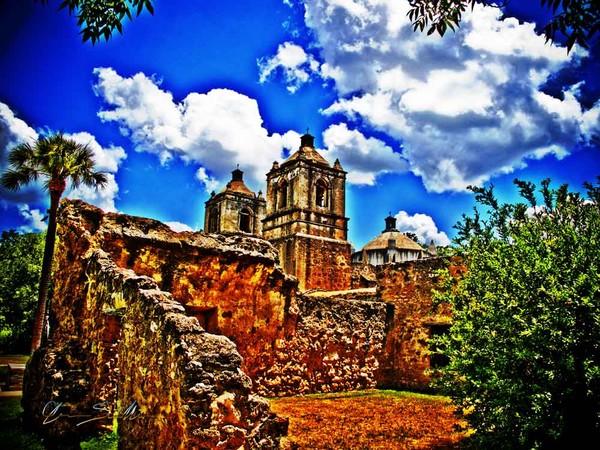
[0,397,45,449]
[270,389,469,449]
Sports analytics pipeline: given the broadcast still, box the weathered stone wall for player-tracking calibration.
[22,200,287,448]
[255,295,390,396]
[51,201,368,396]
[23,199,392,446]
[368,257,452,391]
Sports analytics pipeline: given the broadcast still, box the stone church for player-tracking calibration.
[204,132,352,291]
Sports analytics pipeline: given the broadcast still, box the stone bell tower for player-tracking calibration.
[204,167,266,235]
[262,132,351,291]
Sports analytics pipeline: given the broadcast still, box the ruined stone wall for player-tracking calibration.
[22,201,287,448]
[255,295,389,397]
[23,199,392,446]
[53,201,381,397]
[367,257,452,391]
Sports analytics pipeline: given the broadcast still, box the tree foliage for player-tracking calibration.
[408,0,600,52]
[405,231,420,242]
[0,231,44,353]
[0,133,107,351]
[35,0,154,44]
[431,177,600,447]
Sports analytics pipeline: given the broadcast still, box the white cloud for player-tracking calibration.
[166,221,194,232]
[68,173,119,212]
[62,131,124,212]
[0,102,124,214]
[395,210,451,246]
[0,102,38,152]
[66,131,126,173]
[93,67,301,192]
[93,67,407,193]
[258,42,321,93]
[195,167,220,193]
[292,0,599,192]
[17,204,47,233]
[321,123,407,184]
[0,103,44,203]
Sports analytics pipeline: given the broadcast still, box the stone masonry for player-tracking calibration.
[22,200,398,447]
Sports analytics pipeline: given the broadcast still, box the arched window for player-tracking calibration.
[278,180,288,209]
[208,207,219,233]
[315,179,328,208]
[239,208,252,233]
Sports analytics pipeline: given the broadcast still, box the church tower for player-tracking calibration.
[262,132,351,291]
[204,167,266,235]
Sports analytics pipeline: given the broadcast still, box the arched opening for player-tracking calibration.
[239,208,252,233]
[278,180,288,209]
[208,207,219,233]
[315,179,328,208]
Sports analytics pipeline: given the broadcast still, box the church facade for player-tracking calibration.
[204,132,352,291]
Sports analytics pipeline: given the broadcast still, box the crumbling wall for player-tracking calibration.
[22,205,287,448]
[22,199,391,446]
[255,295,389,396]
[54,200,385,398]
[369,257,452,391]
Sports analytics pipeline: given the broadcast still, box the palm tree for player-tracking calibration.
[0,133,108,352]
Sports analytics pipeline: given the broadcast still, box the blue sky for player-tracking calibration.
[0,0,598,251]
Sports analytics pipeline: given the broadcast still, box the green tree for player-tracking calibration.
[431,178,600,447]
[0,134,107,352]
[405,231,420,242]
[35,0,154,44]
[0,231,44,353]
[408,0,600,52]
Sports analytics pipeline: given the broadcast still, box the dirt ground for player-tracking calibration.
[270,390,469,450]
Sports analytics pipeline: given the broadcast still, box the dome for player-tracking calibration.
[220,167,255,196]
[285,132,330,167]
[362,230,424,252]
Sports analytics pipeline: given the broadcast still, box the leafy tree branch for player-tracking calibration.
[408,0,600,52]
[35,0,154,44]
[432,177,600,447]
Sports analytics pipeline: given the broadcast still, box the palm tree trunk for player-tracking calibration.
[30,192,61,352]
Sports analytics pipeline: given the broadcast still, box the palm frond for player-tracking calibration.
[2,132,108,195]
[0,168,39,191]
[6,142,36,169]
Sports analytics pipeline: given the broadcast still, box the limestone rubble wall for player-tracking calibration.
[255,295,389,397]
[22,208,287,448]
[22,199,391,446]
[54,199,385,398]
[369,258,452,391]
[87,251,286,449]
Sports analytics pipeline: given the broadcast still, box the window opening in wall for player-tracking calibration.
[184,306,219,334]
[239,208,252,233]
[316,179,328,207]
[279,181,288,208]
[208,207,219,233]
[426,323,450,369]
